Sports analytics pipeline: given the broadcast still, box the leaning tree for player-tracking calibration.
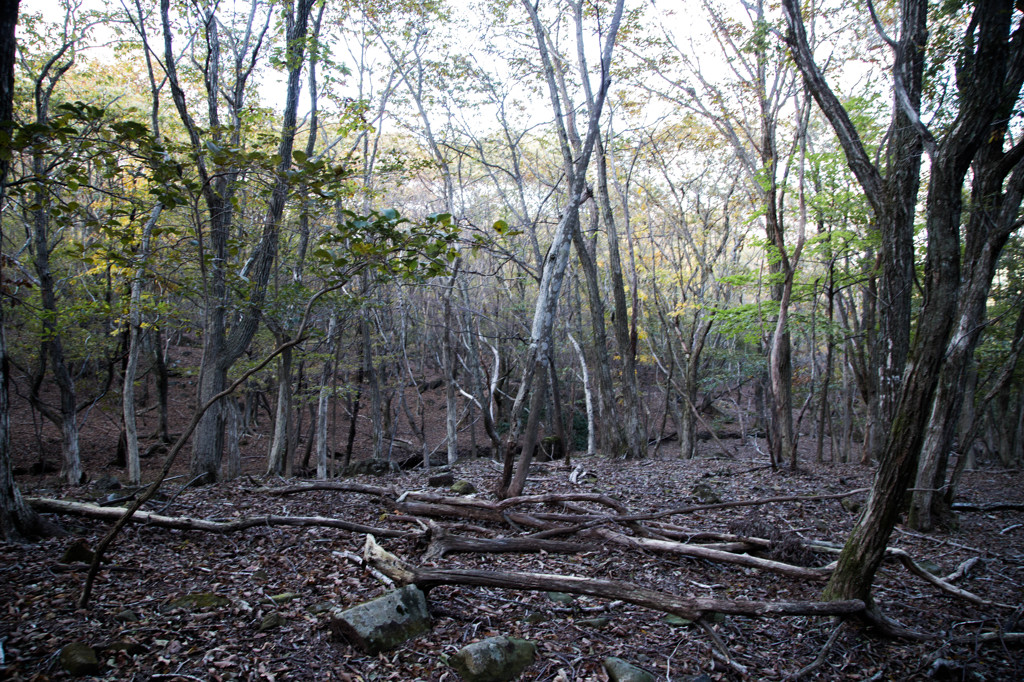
[783,0,1024,605]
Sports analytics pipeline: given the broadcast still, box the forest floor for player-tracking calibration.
[2,446,1023,681]
[2,362,1024,681]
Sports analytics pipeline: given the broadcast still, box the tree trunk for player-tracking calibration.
[267,342,293,476]
[32,179,81,485]
[160,0,315,483]
[785,0,1016,603]
[0,0,49,540]
[498,0,625,498]
[123,205,162,485]
[595,137,647,459]
[910,101,1024,529]
[571,207,625,455]
[443,266,461,465]
[315,312,339,480]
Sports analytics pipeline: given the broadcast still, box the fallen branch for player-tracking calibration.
[885,547,1014,608]
[942,557,981,584]
[424,524,601,560]
[397,497,831,581]
[951,501,1024,512]
[587,526,831,581]
[950,631,1024,646]
[363,535,865,622]
[783,622,846,681]
[266,482,395,498]
[613,488,872,524]
[28,497,415,538]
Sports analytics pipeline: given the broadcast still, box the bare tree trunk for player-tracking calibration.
[223,398,241,481]
[315,312,339,480]
[498,0,625,498]
[123,205,162,485]
[363,309,385,463]
[568,334,596,456]
[570,207,624,454]
[0,0,51,540]
[266,342,293,476]
[594,139,647,459]
[158,0,315,483]
[909,110,1024,529]
[443,265,461,465]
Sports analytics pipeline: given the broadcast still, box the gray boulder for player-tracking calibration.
[59,642,99,676]
[329,585,431,654]
[603,656,655,682]
[449,636,536,682]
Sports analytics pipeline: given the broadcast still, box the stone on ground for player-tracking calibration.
[451,480,477,495]
[329,584,430,654]
[603,656,655,682]
[449,636,537,682]
[59,642,99,676]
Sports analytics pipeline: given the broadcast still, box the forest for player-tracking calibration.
[0,0,1022,679]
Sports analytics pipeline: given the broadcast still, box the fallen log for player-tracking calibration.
[397,498,831,581]
[950,501,1024,512]
[27,497,416,538]
[425,524,601,559]
[266,482,395,498]
[586,527,831,581]
[364,535,864,622]
[885,548,1015,609]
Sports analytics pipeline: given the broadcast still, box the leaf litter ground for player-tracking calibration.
[2,452,1023,681]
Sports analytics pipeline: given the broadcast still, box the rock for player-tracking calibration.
[918,559,943,576]
[691,483,721,504]
[62,538,94,564]
[329,585,431,654]
[681,675,713,682]
[93,473,122,491]
[59,642,99,676]
[663,614,693,627]
[429,472,455,487]
[840,497,861,513]
[546,592,574,604]
[114,609,139,623]
[603,656,655,682]
[259,612,286,632]
[451,480,477,495]
[449,636,536,682]
[523,612,547,624]
[169,592,230,610]
[307,601,333,615]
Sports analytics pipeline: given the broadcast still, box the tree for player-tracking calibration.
[0,0,49,540]
[497,0,625,499]
[155,0,316,482]
[635,0,809,468]
[784,0,1024,605]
